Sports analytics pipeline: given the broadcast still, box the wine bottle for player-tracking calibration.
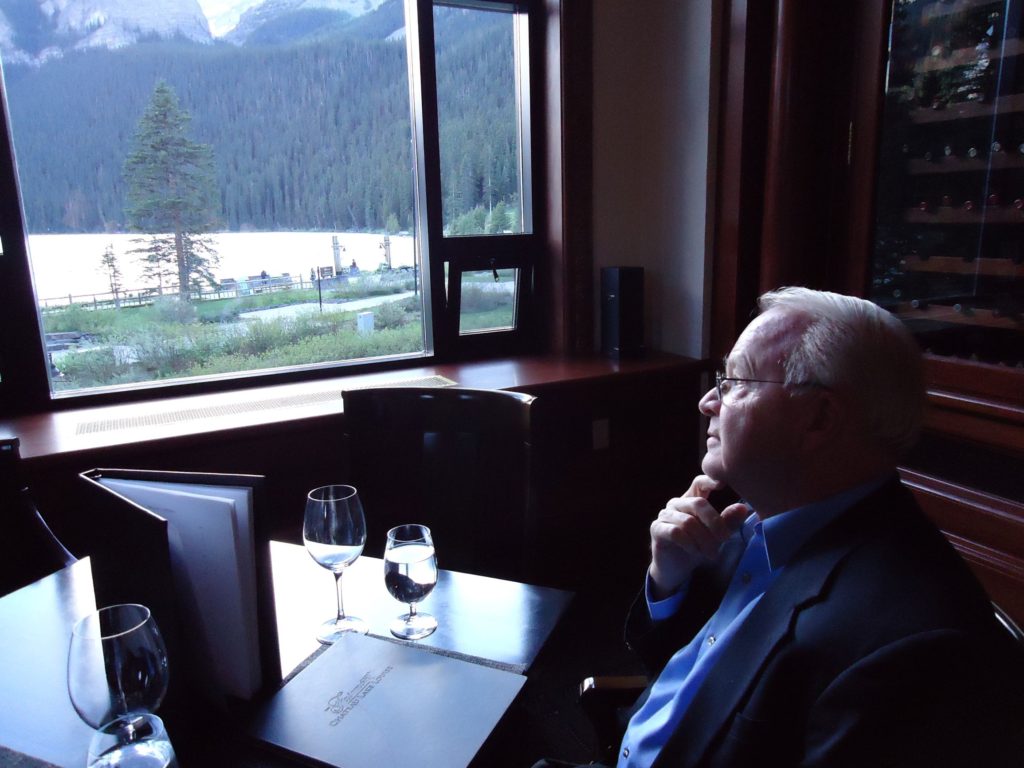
[0,438,76,595]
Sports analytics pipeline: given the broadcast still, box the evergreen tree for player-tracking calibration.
[128,234,177,296]
[486,200,508,234]
[98,243,123,306]
[123,81,220,300]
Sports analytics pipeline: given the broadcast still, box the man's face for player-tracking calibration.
[699,309,810,512]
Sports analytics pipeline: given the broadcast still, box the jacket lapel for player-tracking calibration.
[654,479,904,767]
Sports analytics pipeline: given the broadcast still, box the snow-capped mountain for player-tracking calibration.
[0,0,212,65]
[224,0,387,44]
[0,0,393,66]
[200,0,264,38]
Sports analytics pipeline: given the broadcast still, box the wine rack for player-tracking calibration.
[872,0,1024,366]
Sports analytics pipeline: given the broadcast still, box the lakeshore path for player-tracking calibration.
[237,291,417,321]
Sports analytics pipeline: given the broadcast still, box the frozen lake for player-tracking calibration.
[23,231,415,303]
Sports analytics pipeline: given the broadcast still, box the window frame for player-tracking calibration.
[410,0,543,361]
[0,0,547,416]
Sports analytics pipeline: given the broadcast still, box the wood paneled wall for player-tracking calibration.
[901,468,1024,628]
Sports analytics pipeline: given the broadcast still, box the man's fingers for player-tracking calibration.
[684,474,722,500]
[652,517,721,561]
[720,502,751,532]
[689,501,742,542]
[653,500,735,561]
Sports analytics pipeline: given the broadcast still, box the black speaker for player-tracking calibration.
[601,266,644,358]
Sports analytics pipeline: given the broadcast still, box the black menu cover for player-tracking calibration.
[78,467,280,747]
[248,632,525,768]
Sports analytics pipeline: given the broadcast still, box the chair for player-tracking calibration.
[578,673,648,762]
[994,602,1024,646]
[0,437,77,597]
[341,386,536,581]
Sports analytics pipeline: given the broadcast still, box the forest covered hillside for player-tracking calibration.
[2,1,519,235]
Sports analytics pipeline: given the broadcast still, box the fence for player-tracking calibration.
[37,272,357,312]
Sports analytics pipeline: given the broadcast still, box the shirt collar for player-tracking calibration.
[750,475,889,572]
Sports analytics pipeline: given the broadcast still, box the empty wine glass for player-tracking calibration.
[67,603,177,767]
[303,484,368,642]
[384,524,438,640]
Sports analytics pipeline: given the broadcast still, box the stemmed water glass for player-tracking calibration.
[303,484,368,643]
[67,603,177,767]
[383,524,438,640]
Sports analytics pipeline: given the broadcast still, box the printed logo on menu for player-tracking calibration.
[324,666,395,726]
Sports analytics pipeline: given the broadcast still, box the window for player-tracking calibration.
[0,0,542,411]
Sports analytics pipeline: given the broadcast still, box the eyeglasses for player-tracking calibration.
[714,371,824,401]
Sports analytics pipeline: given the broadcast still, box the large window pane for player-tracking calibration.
[1,1,426,395]
[434,3,530,236]
[871,0,1024,367]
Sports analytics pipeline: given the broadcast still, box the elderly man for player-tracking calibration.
[540,288,1023,768]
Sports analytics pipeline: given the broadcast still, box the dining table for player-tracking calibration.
[0,544,574,767]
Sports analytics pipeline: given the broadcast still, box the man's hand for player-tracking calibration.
[648,475,750,600]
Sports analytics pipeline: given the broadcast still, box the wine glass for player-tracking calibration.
[384,524,438,640]
[67,603,177,767]
[303,484,368,643]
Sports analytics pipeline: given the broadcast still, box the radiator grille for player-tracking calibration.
[75,375,456,434]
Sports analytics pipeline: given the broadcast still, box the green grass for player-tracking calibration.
[45,288,493,391]
[460,306,515,332]
[47,293,425,390]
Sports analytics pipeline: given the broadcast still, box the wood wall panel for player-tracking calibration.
[900,468,1024,628]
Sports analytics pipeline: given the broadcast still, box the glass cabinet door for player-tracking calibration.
[872,0,1023,368]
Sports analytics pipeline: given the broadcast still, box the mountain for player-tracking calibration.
[201,0,264,38]
[224,0,389,45]
[0,1,518,235]
[0,0,212,65]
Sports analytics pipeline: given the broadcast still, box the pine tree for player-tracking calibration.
[486,200,508,234]
[128,234,177,297]
[98,243,123,307]
[123,81,220,300]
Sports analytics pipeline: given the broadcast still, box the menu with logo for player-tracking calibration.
[248,632,525,768]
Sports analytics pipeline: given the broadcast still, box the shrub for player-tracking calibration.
[53,348,127,388]
[373,299,413,330]
[461,284,513,313]
[152,297,198,324]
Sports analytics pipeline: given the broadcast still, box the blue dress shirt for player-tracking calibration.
[617,478,887,768]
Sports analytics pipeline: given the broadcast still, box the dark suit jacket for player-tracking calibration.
[625,476,1024,767]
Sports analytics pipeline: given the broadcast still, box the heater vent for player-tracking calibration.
[75,376,456,434]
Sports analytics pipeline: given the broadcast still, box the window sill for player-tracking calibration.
[1,353,702,467]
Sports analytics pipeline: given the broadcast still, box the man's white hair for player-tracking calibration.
[758,287,925,456]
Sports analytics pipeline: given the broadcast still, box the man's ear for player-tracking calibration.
[801,389,842,449]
